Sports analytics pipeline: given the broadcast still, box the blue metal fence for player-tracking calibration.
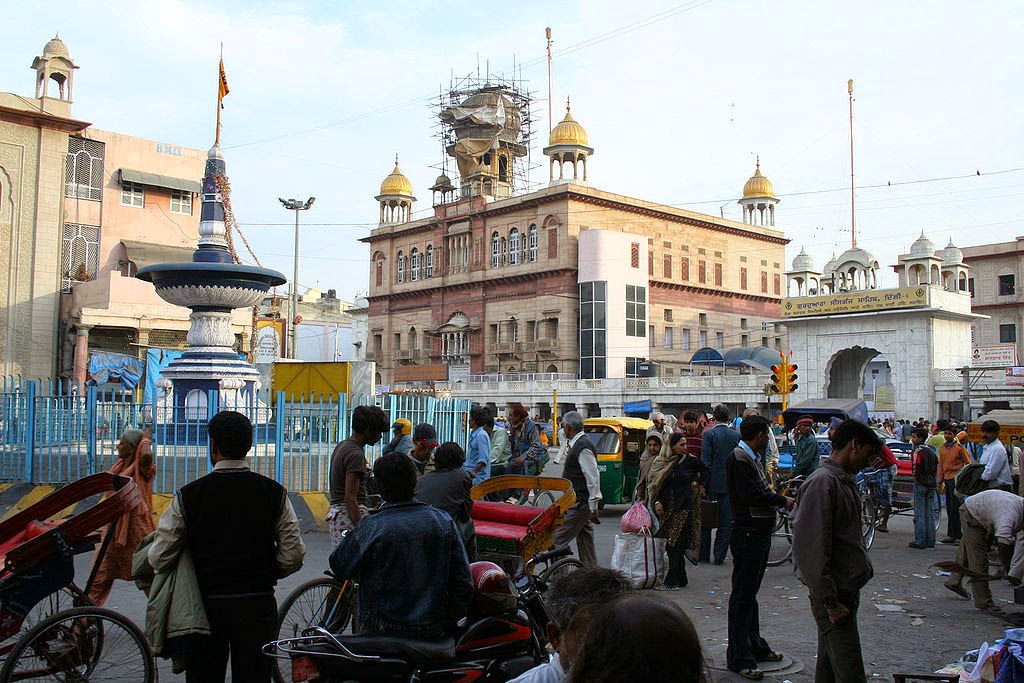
[0,377,471,493]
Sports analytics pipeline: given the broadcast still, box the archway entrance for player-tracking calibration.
[826,346,881,399]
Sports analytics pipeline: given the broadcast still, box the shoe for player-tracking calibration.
[944,582,971,600]
[940,537,957,544]
[908,542,927,549]
[756,651,784,663]
[876,525,889,533]
[732,668,764,681]
[981,605,1007,618]
[655,584,680,591]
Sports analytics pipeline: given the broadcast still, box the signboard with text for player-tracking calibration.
[972,345,1019,368]
[781,286,929,318]
[1006,367,1024,387]
[255,318,285,364]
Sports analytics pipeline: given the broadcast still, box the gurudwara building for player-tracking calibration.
[362,78,790,392]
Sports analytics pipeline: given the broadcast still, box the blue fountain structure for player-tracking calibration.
[137,143,286,430]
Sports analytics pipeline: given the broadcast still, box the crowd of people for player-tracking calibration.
[81,399,1024,682]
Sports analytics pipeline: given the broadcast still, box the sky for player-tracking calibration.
[4,0,1023,302]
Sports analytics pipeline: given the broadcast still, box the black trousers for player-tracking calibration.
[726,526,773,671]
[943,478,962,539]
[187,594,277,683]
[665,540,688,587]
[808,591,866,683]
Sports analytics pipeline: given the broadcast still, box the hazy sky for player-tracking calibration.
[5,0,1022,301]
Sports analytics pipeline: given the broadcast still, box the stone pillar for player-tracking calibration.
[72,325,92,391]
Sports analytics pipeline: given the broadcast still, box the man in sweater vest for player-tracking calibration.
[550,411,601,567]
[148,411,306,682]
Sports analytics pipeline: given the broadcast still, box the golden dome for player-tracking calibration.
[549,100,589,147]
[742,158,775,198]
[379,156,414,196]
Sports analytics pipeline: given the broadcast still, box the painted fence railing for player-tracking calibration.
[0,377,471,494]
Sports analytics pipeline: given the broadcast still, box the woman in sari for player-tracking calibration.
[649,432,708,589]
[88,427,156,605]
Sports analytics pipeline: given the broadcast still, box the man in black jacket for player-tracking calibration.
[700,404,740,564]
[725,415,794,681]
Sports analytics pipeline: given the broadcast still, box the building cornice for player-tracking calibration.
[0,103,89,133]
[367,268,577,304]
[650,279,781,304]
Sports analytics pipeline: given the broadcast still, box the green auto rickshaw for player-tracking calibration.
[584,417,653,506]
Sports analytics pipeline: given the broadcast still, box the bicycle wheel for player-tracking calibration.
[0,606,155,682]
[531,490,557,509]
[861,495,877,550]
[766,513,793,567]
[540,557,584,584]
[273,577,356,683]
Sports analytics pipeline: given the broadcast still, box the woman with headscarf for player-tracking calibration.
[649,432,708,589]
[88,427,156,605]
[635,432,664,503]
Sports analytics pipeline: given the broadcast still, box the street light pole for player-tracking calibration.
[278,197,315,359]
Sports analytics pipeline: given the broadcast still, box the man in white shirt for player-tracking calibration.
[944,488,1024,615]
[979,420,1013,491]
[550,411,602,566]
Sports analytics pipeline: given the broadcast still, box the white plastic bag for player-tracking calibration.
[611,529,666,589]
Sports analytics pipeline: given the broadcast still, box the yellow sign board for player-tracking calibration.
[967,423,1024,449]
[781,286,929,318]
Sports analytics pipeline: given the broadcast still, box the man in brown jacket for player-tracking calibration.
[792,420,884,683]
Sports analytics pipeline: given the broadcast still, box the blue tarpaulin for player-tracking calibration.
[88,352,145,390]
[143,348,184,404]
[623,399,653,415]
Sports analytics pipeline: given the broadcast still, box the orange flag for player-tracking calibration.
[218,58,230,107]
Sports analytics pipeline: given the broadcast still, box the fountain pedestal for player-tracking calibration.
[137,145,286,433]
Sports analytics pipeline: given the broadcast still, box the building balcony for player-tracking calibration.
[535,339,558,352]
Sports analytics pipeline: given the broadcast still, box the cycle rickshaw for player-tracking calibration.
[0,472,156,681]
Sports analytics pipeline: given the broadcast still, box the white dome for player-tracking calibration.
[792,247,815,272]
[835,246,878,270]
[910,232,936,257]
[822,252,838,276]
[941,239,963,265]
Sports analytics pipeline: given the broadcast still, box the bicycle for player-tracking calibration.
[767,475,805,567]
[273,572,356,683]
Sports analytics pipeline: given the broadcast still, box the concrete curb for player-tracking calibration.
[0,485,330,534]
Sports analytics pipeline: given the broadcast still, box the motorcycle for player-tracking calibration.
[264,548,569,682]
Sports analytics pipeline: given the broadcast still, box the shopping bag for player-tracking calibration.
[611,529,661,589]
[621,501,653,533]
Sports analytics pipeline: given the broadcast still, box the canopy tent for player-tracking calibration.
[688,347,725,365]
[722,346,782,372]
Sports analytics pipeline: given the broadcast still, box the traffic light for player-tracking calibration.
[770,364,785,393]
[786,363,798,393]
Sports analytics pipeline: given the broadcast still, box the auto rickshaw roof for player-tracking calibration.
[584,417,654,431]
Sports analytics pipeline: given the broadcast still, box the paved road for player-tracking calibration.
[83,486,1014,682]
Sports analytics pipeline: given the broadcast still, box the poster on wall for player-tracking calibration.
[255,318,285,364]
[973,345,1018,368]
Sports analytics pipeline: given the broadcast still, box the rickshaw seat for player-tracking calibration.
[471,520,531,543]
[471,502,544,526]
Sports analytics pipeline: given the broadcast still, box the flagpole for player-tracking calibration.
[848,78,856,249]
[545,27,553,133]
[216,44,226,146]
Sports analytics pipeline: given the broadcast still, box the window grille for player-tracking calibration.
[61,223,100,292]
[65,137,104,201]
[528,226,538,262]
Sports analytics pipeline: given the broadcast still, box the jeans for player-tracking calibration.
[944,479,962,539]
[913,484,937,547]
[726,526,773,671]
[808,591,866,683]
[187,594,277,683]
[699,492,732,563]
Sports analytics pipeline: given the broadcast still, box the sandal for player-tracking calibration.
[735,668,764,681]
[758,651,784,663]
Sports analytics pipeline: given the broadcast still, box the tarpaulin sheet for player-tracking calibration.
[88,352,145,390]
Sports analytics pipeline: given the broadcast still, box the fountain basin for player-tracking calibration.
[136,262,286,309]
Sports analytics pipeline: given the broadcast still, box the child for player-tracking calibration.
[909,427,939,549]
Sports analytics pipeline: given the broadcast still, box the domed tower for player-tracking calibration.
[31,35,78,110]
[439,84,528,200]
[429,172,456,206]
[939,238,970,292]
[375,156,415,225]
[786,247,821,297]
[738,158,779,226]
[899,232,942,286]
[833,246,880,291]
[543,99,593,185]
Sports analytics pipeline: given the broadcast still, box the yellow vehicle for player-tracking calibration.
[583,417,653,505]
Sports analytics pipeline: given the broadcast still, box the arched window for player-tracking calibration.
[501,237,508,266]
[375,260,383,286]
[425,245,434,277]
[528,225,538,262]
[509,228,521,265]
[410,248,420,281]
[491,233,500,268]
[396,251,405,283]
[410,327,418,351]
